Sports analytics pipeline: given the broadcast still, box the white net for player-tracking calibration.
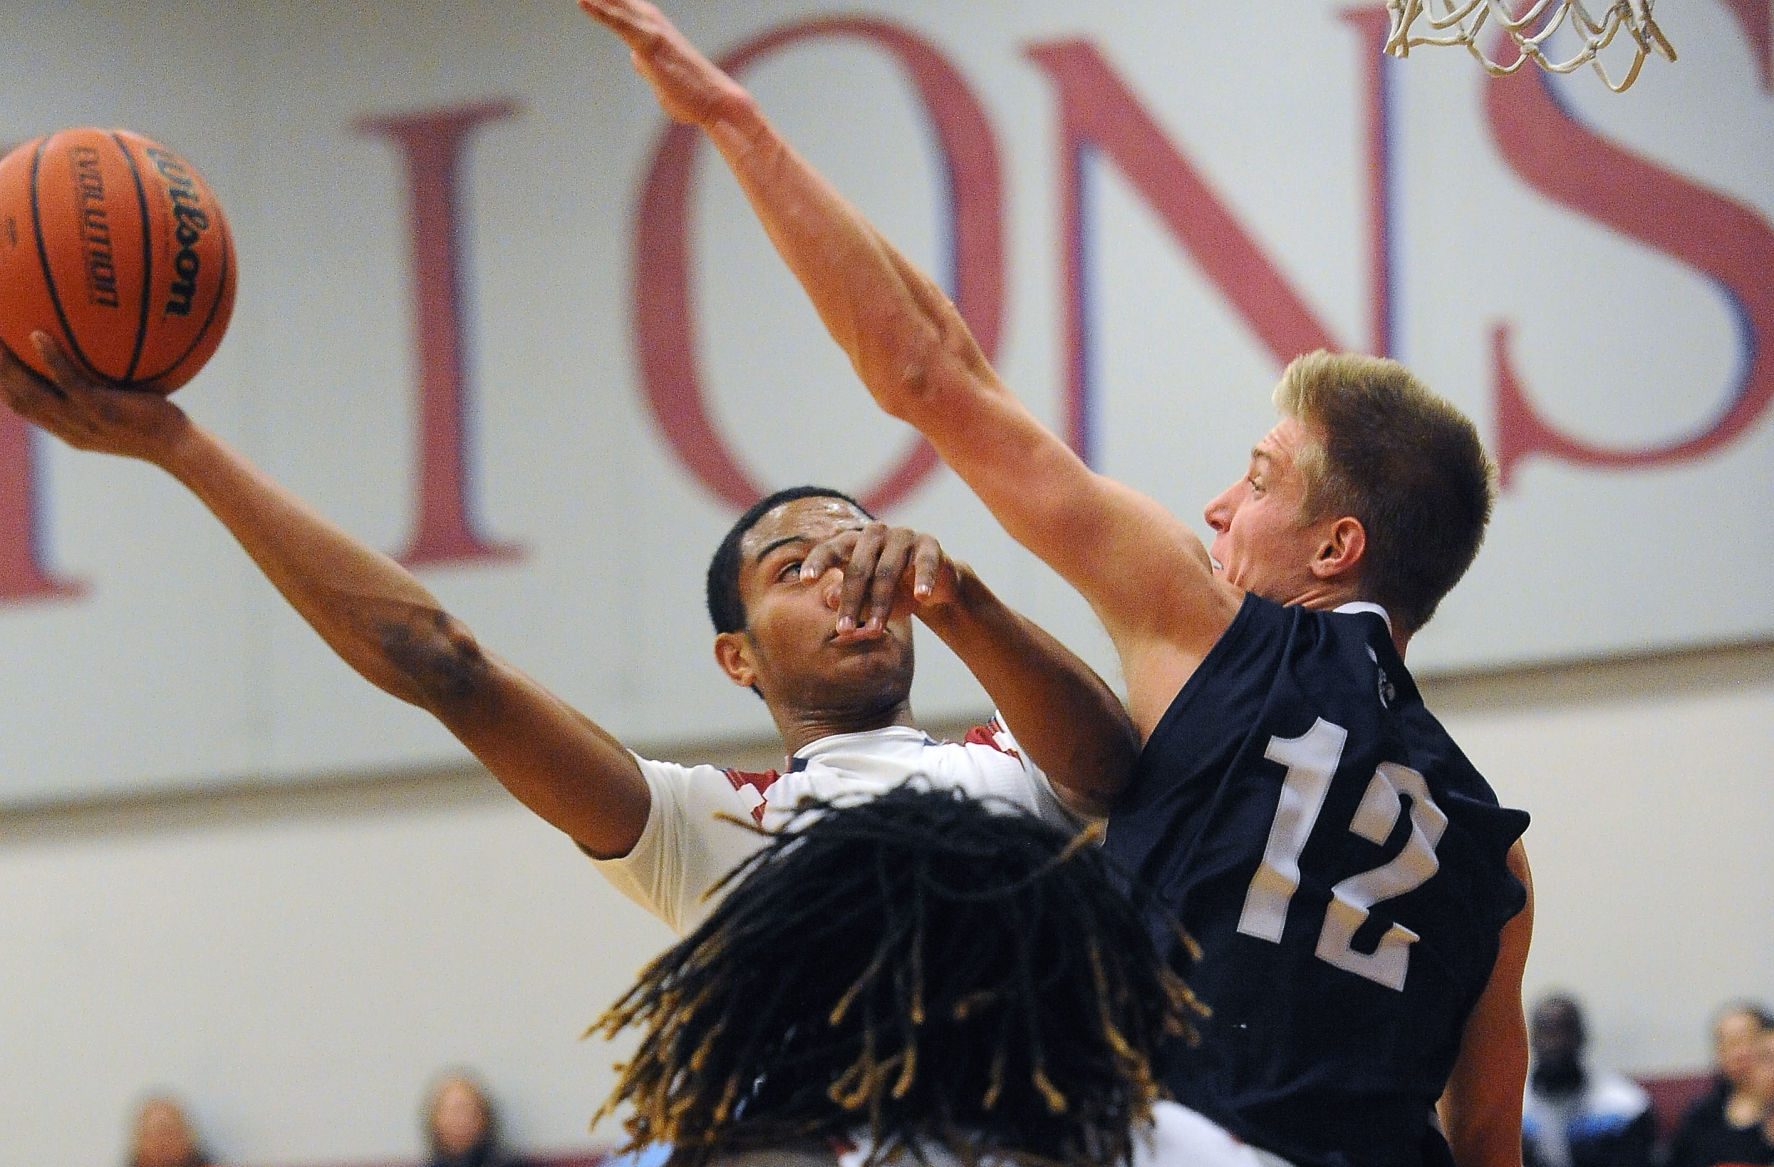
[1384,0,1676,91]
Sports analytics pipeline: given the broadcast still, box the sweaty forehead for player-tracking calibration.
[741,495,868,561]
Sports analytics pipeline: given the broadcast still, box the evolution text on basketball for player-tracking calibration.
[69,146,119,310]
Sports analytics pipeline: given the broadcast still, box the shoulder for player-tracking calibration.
[634,754,782,802]
[958,715,1026,760]
[1586,1070,1653,1118]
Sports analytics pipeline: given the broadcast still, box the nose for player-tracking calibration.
[1203,481,1237,533]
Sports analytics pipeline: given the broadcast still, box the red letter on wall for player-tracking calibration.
[632,18,1005,513]
[1485,64,1774,486]
[358,101,524,566]
[0,410,82,603]
[1024,40,1345,461]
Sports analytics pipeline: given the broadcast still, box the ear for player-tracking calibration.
[713,630,758,689]
[1310,515,1366,580]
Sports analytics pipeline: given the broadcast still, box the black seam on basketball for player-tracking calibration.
[29,135,97,377]
[111,130,153,384]
[142,203,229,387]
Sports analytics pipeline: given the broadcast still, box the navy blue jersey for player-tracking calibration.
[1106,595,1529,1167]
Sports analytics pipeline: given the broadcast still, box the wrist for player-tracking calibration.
[915,562,984,630]
[154,412,211,477]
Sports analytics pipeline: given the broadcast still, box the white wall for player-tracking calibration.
[1426,643,1774,1073]
[4,642,1771,1167]
[2,763,674,1167]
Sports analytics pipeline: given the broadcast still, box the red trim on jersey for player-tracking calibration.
[724,767,780,824]
[961,718,1021,760]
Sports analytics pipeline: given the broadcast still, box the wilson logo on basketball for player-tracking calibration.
[69,145,121,310]
[146,146,209,318]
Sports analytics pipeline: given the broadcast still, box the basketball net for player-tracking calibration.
[1385,0,1676,91]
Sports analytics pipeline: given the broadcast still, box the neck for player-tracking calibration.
[771,696,916,756]
[1294,586,1412,657]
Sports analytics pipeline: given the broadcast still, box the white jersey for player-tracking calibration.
[594,717,1078,935]
[699,1101,1298,1166]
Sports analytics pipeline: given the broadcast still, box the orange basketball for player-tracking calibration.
[0,128,235,393]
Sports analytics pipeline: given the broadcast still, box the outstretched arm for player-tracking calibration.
[0,334,650,858]
[1438,840,1534,1167]
[800,524,1137,816]
[581,0,1242,727]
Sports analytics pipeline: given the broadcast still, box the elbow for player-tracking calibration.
[873,332,991,426]
[375,606,494,710]
[1065,713,1141,816]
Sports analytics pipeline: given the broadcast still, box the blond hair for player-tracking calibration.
[1274,351,1495,634]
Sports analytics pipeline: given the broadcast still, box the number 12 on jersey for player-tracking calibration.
[1236,718,1449,991]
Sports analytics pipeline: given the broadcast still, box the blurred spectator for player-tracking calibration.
[126,1094,216,1167]
[1523,992,1657,1167]
[1665,1002,1773,1167]
[1736,1028,1774,1165]
[423,1070,521,1167]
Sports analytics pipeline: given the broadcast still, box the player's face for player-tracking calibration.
[1202,415,1337,604]
[727,496,915,712]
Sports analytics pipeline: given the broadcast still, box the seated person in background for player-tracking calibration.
[1718,1027,1774,1167]
[424,1070,522,1167]
[1665,1002,1773,1167]
[588,784,1258,1167]
[1523,993,1656,1167]
[126,1093,218,1167]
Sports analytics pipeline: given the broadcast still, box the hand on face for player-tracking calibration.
[0,331,188,464]
[798,521,964,639]
[578,0,750,129]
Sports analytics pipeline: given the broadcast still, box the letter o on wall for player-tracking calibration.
[631,16,1005,513]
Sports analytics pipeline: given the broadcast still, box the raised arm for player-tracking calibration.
[581,0,1241,715]
[798,524,1136,816]
[0,334,650,858]
[1438,840,1535,1167]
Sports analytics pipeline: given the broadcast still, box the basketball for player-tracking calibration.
[0,128,235,393]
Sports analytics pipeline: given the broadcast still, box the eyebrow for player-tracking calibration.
[751,534,811,565]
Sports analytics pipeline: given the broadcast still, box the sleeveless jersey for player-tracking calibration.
[1106,595,1530,1167]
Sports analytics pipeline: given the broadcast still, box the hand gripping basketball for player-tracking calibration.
[0,128,235,393]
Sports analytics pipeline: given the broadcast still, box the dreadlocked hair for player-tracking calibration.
[588,784,1206,1167]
